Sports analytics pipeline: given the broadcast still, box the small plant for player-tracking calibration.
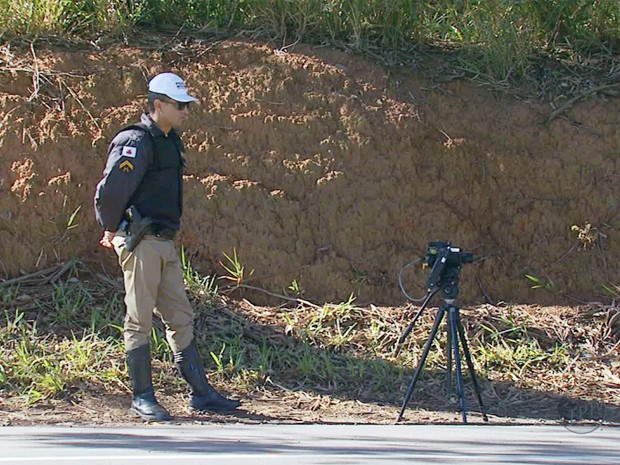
[36,200,82,267]
[351,269,368,285]
[313,293,356,328]
[525,273,555,291]
[216,335,245,375]
[603,283,620,299]
[210,343,226,373]
[366,319,386,352]
[0,362,6,387]
[180,245,219,303]
[476,310,569,376]
[571,222,599,250]
[48,280,92,327]
[298,342,320,380]
[331,319,357,348]
[287,279,303,297]
[2,308,26,335]
[66,204,81,232]
[0,285,20,305]
[220,248,254,289]
[477,337,568,375]
[256,338,273,377]
[150,326,171,362]
[89,293,124,336]
[303,294,359,348]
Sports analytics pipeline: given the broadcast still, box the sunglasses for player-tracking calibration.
[161,99,191,111]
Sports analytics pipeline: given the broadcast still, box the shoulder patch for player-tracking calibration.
[121,146,137,158]
[119,160,134,172]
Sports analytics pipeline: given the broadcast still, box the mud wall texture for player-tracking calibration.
[1,41,619,305]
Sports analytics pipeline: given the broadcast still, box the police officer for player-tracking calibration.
[94,72,239,420]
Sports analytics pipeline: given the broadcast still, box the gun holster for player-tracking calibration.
[124,206,152,252]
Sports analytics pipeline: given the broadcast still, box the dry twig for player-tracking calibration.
[545,81,620,124]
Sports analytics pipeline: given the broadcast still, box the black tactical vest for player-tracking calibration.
[120,122,185,232]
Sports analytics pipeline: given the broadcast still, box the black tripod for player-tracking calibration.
[396,243,488,424]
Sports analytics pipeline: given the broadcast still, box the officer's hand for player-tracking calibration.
[99,231,115,249]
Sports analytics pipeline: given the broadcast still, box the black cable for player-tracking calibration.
[398,258,427,302]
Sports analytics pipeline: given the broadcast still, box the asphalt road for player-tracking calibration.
[0,424,618,465]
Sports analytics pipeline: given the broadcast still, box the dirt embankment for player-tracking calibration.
[1,41,619,305]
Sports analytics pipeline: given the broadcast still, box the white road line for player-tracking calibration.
[0,454,595,465]
[0,454,420,463]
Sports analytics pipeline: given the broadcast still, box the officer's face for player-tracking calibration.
[158,98,191,129]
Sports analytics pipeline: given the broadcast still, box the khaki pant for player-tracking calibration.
[112,234,194,353]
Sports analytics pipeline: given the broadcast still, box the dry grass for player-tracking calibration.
[1,260,618,424]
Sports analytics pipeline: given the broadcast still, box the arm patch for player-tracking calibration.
[118,160,134,171]
[121,146,137,158]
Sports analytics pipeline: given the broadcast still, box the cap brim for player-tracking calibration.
[168,93,198,103]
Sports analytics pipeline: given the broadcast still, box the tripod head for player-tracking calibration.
[423,241,473,302]
[397,241,474,345]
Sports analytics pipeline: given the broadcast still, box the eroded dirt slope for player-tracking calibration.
[1,40,619,304]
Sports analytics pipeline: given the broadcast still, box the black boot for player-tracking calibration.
[126,344,172,421]
[174,339,240,412]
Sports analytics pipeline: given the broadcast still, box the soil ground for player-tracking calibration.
[0,391,566,427]
[1,284,618,428]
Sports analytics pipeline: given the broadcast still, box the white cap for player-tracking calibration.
[148,72,198,102]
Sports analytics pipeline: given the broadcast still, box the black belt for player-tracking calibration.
[147,226,176,240]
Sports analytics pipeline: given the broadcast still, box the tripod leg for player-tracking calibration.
[397,306,446,422]
[448,306,467,423]
[456,311,489,422]
[445,321,452,396]
[397,290,437,346]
